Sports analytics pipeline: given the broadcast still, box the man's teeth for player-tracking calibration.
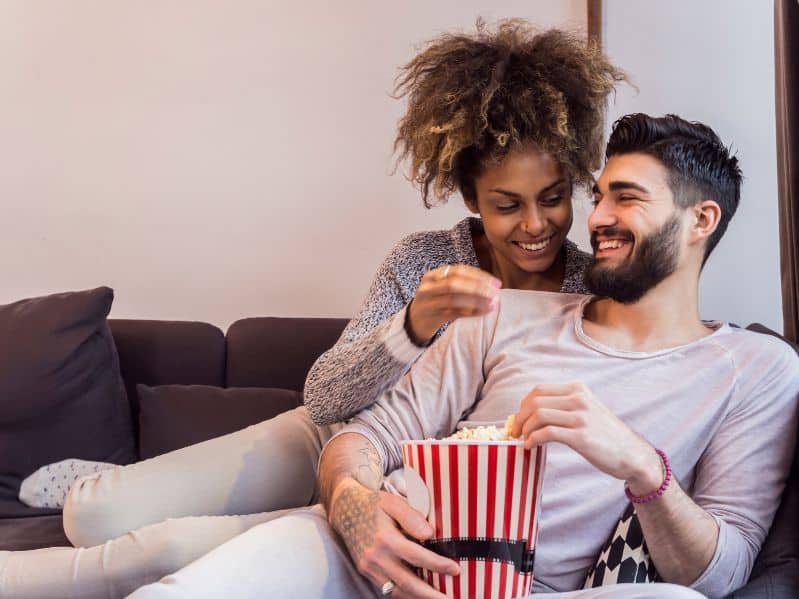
[598,240,627,250]
[517,237,552,251]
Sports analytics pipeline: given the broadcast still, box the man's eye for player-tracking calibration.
[619,195,638,202]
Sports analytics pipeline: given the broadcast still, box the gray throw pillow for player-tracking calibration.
[0,287,135,517]
[137,384,302,459]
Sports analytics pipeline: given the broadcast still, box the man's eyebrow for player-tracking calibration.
[592,181,651,195]
[608,181,650,194]
[489,178,566,198]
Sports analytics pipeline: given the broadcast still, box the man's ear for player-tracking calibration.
[690,200,721,244]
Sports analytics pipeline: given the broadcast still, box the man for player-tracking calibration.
[128,114,798,599]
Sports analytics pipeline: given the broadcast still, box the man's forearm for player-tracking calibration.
[319,433,385,511]
[634,480,718,586]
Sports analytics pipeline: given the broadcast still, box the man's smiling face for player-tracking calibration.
[585,153,688,304]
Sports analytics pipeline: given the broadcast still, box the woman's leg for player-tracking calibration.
[0,510,290,599]
[64,406,330,547]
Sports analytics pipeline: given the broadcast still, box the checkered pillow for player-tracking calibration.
[583,503,661,587]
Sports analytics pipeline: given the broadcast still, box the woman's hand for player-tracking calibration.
[407,265,502,345]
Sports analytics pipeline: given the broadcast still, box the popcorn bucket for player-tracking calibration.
[401,440,546,599]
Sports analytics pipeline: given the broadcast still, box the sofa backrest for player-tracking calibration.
[225,317,348,390]
[109,319,227,423]
[109,316,349,416]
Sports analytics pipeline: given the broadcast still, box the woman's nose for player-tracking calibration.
[522,209,546,236]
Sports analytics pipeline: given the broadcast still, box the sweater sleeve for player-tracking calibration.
[303,237,431,425]
[689,338,799,597]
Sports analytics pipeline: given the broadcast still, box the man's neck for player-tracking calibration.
[582,269,714,353]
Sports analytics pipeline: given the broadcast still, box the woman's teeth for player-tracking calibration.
[516,237,552,252]
[598,240,627,250]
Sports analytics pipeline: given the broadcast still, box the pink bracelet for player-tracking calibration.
[624,448,672,505]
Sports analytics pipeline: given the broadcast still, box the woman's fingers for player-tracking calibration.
[409,264,502,343]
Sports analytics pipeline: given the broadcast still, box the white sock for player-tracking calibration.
[19,459,116,509]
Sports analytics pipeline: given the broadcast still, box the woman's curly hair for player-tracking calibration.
[394,19,626,207]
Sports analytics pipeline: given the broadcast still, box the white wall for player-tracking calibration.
[0,1,585,330]
[594,0,782,331]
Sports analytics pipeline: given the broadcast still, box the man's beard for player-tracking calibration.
[584,215,682,304]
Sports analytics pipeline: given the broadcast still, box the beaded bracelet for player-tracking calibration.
[624,448,672,505]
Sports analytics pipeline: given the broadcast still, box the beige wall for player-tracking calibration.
[599,0,782,332]
[0,1,585,329]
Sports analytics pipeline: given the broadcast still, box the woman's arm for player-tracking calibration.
[304,232,499,426]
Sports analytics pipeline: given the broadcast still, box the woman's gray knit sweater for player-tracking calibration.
[303,217,592,425]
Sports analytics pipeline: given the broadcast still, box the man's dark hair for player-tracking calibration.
[605,113,742,262]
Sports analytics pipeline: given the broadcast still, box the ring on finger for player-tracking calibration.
[381,580,396,596]
[441,265,451,280]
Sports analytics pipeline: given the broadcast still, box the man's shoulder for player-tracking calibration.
[714,324,798,364]
[494,289,586,326]
[711,325,799,396]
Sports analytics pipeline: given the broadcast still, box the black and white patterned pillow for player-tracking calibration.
[584,503,661,587]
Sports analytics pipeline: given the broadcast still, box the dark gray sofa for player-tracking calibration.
[0,316,795,597]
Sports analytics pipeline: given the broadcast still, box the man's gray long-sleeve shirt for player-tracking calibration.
[337,290,799,596]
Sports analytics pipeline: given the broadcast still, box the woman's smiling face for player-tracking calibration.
[467,145,574,287]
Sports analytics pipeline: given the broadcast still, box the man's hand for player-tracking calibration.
[328,478,460,598]
[511,382,663,495]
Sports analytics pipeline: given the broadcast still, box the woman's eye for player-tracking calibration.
[496,203,518,212]
[540,195,562,207]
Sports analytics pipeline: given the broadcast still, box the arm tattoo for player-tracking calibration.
[319,434,385,512]
[331,484,380,561]
[356,443,383,490]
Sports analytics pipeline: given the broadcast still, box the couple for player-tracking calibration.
[2,21,798,599]
[117,113,798,599]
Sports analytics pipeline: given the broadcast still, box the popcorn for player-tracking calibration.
[447,414,518,441]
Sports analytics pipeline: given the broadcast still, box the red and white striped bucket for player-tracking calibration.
[401,439,546,599]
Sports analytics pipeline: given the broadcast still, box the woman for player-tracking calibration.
[304,21,623,425]
[1,21,625,598]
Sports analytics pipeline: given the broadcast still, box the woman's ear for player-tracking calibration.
[464,197,480,214]
[691,200,721,243]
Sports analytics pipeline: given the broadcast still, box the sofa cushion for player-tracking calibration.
[0,287,135,517]
[0,514,70,550]
[137,384,302,459]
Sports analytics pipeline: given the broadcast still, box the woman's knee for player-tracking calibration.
[62,468,123,547]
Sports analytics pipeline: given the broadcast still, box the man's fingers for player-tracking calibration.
[382,557,449,599]
[380,493,433,540]
[390,535,460,576]
[520,407,583,439]
[524,425,575,449]
[512,393,580,437]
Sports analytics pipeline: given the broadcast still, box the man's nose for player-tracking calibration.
[588,198,616,231]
